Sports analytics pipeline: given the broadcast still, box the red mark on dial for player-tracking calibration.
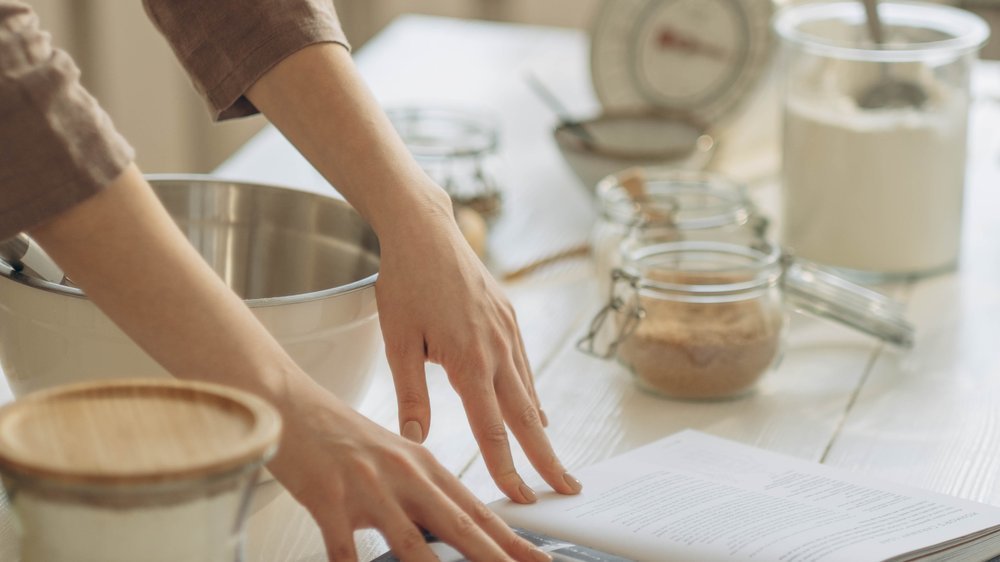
[657,28,728,61]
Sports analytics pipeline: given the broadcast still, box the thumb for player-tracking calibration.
[386,338,431,444]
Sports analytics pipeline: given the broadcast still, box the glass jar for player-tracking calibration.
[775,2,989,281]
[592,167,768,295]
[386,106,502,218]
[578,240,914,400]
[0,379,281,562]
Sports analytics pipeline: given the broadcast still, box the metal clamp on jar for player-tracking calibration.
[592,167,768,295]
[578,239,914,400]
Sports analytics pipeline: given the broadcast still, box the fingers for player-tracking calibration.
[447,330,577,500]
[309,507,358,562]
[511,326,547,427]
[375,495,440,562]
[454,378,537,504]
[386,337,431,443]
[430,470,551,562]
[405,479,515,562]
[495,369,582,497]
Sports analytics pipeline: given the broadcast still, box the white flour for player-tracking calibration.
[781,82,969,276]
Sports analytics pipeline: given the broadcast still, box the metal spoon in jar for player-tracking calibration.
[858,0,927,110]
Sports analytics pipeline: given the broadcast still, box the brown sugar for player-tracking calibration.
[616,280,783,399]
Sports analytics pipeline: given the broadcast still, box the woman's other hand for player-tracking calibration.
[269,378,553,562]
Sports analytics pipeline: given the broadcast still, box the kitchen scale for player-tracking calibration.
[582,0,775,161]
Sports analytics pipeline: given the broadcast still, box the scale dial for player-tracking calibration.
[591,0,773,126]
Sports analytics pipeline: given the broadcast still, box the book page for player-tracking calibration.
[491,430,1000,561]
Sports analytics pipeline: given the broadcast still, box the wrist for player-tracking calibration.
[368,179,456,245]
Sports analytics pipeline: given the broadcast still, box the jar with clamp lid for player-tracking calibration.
[387,106,502,218]
[592,167,768,295]
[578,239,914,400]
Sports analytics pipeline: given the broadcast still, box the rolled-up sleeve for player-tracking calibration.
[0,1,134,241]
[143,0,350,121]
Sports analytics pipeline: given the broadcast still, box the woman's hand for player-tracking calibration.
[245,42,581,503]
[375,190,582,504]
[269,378,553,562]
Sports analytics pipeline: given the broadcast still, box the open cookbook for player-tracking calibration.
[376,430,1000,561]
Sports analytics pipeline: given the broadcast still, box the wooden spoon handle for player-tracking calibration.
[862,0,884,45]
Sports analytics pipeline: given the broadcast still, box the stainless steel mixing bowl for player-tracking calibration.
[0,175,382,404]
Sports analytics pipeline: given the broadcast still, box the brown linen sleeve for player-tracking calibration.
[0,1,134,242]
[143,0,350,121]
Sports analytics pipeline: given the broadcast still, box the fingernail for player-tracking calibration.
[562,472,582,494]
[539,409,549,427]
[402,420,424,443]
[519,483,537,503]
[530,547,552,562]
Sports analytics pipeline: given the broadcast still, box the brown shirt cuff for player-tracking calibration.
[143,0,351,121]
[0,1,135,242]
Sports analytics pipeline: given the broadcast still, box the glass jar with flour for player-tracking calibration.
[578,240,914,400]
[774,2,988,281]
[0,379,281,562]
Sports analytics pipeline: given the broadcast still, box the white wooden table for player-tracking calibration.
[4,14,1000,561]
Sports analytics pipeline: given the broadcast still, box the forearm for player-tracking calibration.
[245,43,453,241]
[28,164,307,409]
[24,164,550,560]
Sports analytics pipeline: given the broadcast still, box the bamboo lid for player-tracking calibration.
[0,379,281,485]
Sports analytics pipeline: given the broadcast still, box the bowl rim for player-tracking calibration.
[0,174,379,307]
[552,109,709,160]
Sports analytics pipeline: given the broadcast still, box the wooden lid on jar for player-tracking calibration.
[0,379,281,485]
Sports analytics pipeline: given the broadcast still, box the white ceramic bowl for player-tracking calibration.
[553,111,717,193]
[0,176,382,406]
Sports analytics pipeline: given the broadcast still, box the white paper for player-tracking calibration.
[491,430,1000,561]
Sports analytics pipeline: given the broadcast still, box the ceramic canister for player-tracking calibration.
[0,378,281,562]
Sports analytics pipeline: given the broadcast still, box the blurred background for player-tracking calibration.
[26,0,988,173]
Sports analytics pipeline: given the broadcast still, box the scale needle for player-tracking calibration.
[657,27,728,61]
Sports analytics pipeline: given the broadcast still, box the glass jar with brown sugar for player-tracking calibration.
[592,167,768,297]
[578,239,915,400]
